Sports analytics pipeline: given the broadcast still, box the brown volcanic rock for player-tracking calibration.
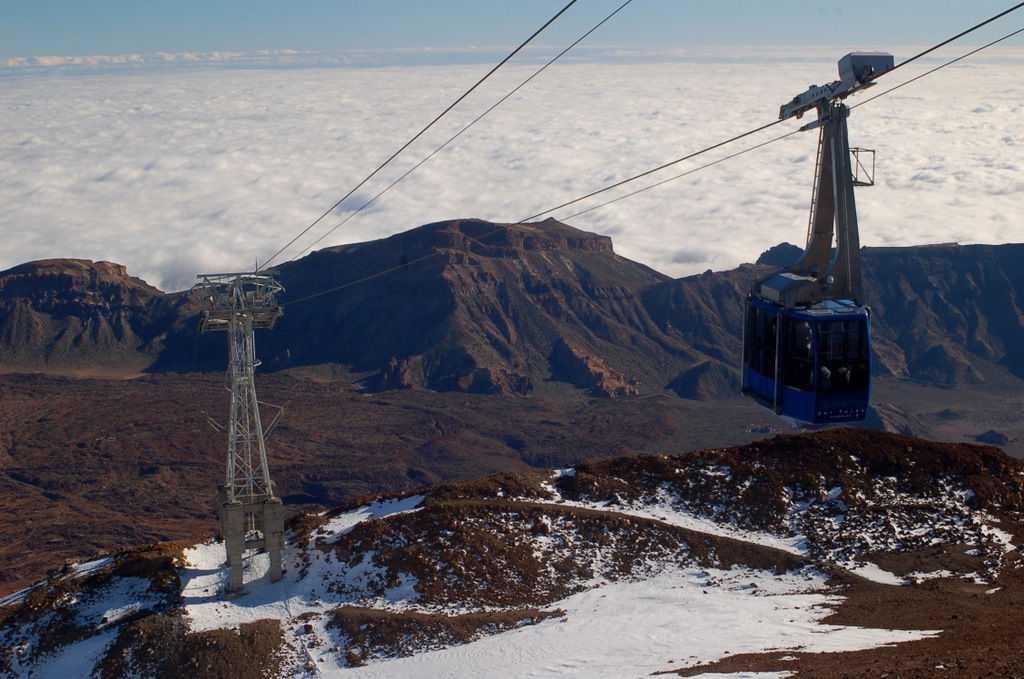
[267,218,702,394]
[377,356,418,390]
[0,370,782,596]
[642,265,762,397]
[645,242,1024,386]
[0,259,157,307]
[864,243,1024,383]
[0,259,201,374]
[4,427,1024,678]
[1,228,1022,395]
[558,427,1024,528]
[666,360,738,399]
[460,367,533,395]
[549,337,639,397]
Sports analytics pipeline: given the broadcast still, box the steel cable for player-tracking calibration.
[562,22,1024,220]
[290,0,636,263]
[884,1,1024,76]
[282,14,1024,306]
[257,0,581,271]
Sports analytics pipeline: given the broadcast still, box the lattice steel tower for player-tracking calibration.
[196,272,285,593]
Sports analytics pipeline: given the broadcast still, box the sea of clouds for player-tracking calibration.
[2,46,1022,292]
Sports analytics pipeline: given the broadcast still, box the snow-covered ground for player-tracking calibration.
[543,466,1020,587]
[307,567,933,679]
[21,630,120,679]
[166,492,940,679]
[181,496,428,633]
[541,469,808,556]
[8,471,985,678]
[173,545,935,679]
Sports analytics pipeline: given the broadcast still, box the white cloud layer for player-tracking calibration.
[1,47,1022,291]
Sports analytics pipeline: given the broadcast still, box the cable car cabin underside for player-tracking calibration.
[739,52,892,425]
[742,298,870,425]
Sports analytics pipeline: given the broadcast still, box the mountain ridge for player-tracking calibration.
[2,219,1023,601]
[2,219,1022,398]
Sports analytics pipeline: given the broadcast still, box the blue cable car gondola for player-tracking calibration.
[742,298,870,424]
[741,52,893,425]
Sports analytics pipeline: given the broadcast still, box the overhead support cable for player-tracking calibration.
[283,14,1024,307]
[525,2,1024,223]
[852,25,1024,110]
[882,1,1024,76]
[561,22,1024,221]
[257,0,581,271]
[564,129,804,220]
[282,119,793,307]
[293,0,637,262]
[517,118,787,223]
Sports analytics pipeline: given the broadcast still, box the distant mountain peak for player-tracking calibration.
[271,218,674,392]
[0,258,160,299]
[324,217,615,262]
[1,228,1022,394]
[755,241,803,267]
[0,258,187,375]
[423,217,615,253]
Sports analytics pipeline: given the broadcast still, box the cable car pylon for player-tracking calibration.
[195,271,285,594]
[742,52,894,425]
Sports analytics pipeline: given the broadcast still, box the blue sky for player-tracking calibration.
[2,0,1023,59]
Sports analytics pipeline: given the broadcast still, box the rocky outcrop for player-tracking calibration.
[550,338,639,397]
[755,242,803,267]
[463,367,533,396]
[976,429,1013,446]
[377,357,418,390]
[0,259,200,374]
[266,218,686,396]
[667,360,739,400]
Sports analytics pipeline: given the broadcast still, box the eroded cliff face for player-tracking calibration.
[265,218,695,395]
[1,224,1021,394]
[0,259,199,374]
[864,244,1024,383]
[646,242,1024,391]
[549,338,640,397]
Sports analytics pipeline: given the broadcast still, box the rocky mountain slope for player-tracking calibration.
[267,218,684,396]
[2,219,1022,599]
[3,429,1023,678]
[2,220,1022,396]
[0,259,198,376]
[0,370,788,598]
[865,243,1024,384]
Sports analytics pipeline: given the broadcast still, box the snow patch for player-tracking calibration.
[542,476,805,557]
[70,556,120,576]
[321,495,426,543]
[845,562,907,586]
[318,567,937,678]
[75,577,163,625]
[18,629,119,679]
[0,582,42,610]
[908,570,956,582]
